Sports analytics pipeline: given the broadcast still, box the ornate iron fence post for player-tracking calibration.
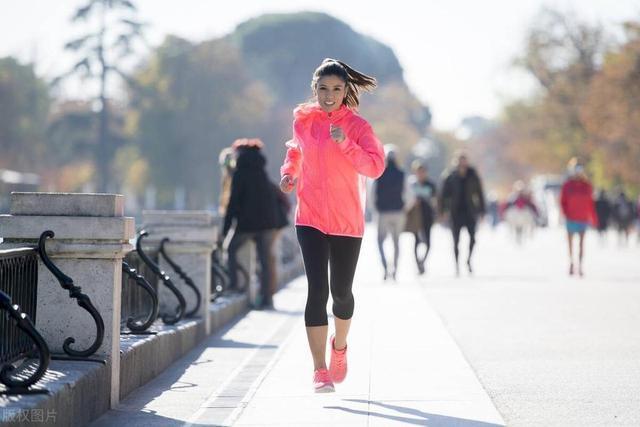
[38,230,105,359]
[136,231,185,325]
[121,261,159,333]
[159,238,201,317]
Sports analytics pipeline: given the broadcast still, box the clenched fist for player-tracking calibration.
[280,174,295,193]
[330,124,345,144]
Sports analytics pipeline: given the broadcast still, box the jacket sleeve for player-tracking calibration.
[280,119,304,179]
[280,139,302,179]
[336,121,385,179]
[222,173,242,238]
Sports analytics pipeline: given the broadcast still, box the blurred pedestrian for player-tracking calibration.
[594,189,611,242]
[279,59,384,393]
[222,138,280,309]
[504,180,539,244]
[268,183,291,298]
[406,160,437,275]
[486,191,501,229]
[217,146,236,218]
[439,151,485,275]
[612,190,635,246]
[636,195,640,245]
[374,145,405,281]
[559,158,598,276]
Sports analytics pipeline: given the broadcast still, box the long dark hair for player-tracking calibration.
[311,58,377,109]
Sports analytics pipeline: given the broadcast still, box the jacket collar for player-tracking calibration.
[294,102,352,122]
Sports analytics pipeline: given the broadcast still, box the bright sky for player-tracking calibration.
[1,0,638,130]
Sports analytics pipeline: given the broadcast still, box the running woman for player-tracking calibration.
[280,58,385,393]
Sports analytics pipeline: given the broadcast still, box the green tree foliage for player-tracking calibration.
[47,101,97,168]
[360,82,431,163]
[129,36,272,209]
[0,57,50,171]
[58,0,145,192]
[581,22,640,193]
[47,100,129,183]
[513,9,606,171]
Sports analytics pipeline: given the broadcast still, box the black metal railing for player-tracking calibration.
[136,231,186,325]
[121,250,159,333]
[159,238,201,317]
[0,249,39,364]
[38,231,104,360]
[0,248,50,394]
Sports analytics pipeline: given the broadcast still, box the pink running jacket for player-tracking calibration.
[280,103,385,237]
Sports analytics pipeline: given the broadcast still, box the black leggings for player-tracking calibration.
[296,226,362,327]
[452,215,477,263]
[413,219,433,266]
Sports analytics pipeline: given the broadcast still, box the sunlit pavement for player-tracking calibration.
[91,222,640,426]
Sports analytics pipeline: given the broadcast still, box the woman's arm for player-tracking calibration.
[280,139,303,180]
[336,122,385,179]
[222,173,243,238]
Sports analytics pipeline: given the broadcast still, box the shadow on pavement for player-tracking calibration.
[91,312,256,426]
[270,307,304,317]
[91,409,219,427]
[325,398,503,426]
[214,338,277,349]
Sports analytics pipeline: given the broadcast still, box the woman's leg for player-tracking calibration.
[254,230,275,307]
[413,232,423,273]
[227,232,250,291]
[578,231,585,276]
[451,218,462,274]
[268,229,282,298]
[377,215,389,278]
[466,218,477,273]
[296,226,331,370]
[328,235,362,350]
[390,213,404,279]
[567,230,574,274]
[421,220,433,264]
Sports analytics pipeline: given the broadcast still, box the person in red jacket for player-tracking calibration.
[280,59,385,393]
[560,158,598,276]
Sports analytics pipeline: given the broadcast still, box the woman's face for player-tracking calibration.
[316,75,346,113]
[417,168,428,181]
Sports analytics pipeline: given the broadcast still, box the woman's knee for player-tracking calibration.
[332,293,354,319]
[305,294,329,326]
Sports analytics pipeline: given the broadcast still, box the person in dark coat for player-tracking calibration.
[222,140,280,308]
[267,182,291,298]
[612,190,636,246]
[374,146,406,281]
[439,151,485,275]
[594,189,611,239]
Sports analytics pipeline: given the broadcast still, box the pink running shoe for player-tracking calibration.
[313,368,335,393]
[329,335,348,383]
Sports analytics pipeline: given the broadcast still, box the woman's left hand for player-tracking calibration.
[330,124,345,144]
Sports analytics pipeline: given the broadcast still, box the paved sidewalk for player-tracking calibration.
[92,229,505,426]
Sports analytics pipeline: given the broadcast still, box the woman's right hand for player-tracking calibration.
[280,175,295,193]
